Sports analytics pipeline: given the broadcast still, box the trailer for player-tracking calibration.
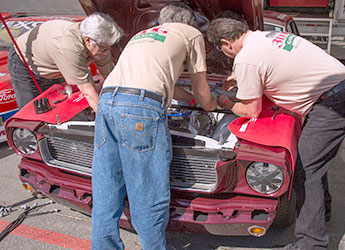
[264,0,345,57]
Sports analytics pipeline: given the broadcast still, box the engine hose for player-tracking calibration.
[210,80,224,95]
[168,110,192,117]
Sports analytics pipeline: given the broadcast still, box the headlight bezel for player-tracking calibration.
[245,162,284,195]
[12,128,38,155]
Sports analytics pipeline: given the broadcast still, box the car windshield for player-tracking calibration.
[0,19,44,49]
[264,23,284,32]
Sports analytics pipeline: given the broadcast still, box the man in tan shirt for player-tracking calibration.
[207,16,345,250]
[92,3,217,250]
[7,12,123,111]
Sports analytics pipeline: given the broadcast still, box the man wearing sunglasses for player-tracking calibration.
[8,12,123,111]
[207,15,345,250]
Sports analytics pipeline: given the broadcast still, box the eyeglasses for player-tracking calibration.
[92,39,111,53]
[216,41,223,52]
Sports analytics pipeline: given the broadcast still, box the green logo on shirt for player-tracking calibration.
[283,34,296,52]
[270,32,297,52]
[131,32,166,42]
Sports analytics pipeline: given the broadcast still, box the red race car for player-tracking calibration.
[4,0,302,237]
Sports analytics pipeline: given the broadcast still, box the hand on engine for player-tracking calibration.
[223,72,237,91]
[218,94,232,109]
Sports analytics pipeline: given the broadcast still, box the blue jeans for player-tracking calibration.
[294,83,345,250]
[92,87,172,250]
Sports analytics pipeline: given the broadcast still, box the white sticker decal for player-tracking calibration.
[239,118,257,133]
[73,93,85,103]
[239,122,248,132]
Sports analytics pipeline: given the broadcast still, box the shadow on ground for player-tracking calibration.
[0,142,13,159]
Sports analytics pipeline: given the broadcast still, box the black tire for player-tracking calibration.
[272,188,296,228]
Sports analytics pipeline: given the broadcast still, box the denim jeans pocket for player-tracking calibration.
[94,109,107,149]
[120,113,159,153]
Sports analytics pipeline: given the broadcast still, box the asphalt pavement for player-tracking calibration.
[0,138,344,250]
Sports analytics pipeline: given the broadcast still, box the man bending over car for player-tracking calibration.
[92,3,217,250]
[8,12,123,111]
[208,15,345,250]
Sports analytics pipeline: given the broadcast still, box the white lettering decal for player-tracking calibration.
[0,89,16,104]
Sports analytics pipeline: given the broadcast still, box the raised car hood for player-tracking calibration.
[79,0,263,31]
[79,0,264,75]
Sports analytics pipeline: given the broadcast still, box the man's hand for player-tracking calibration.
[223,72,237,91]
[218,94,234,110]
[218,94,230,107]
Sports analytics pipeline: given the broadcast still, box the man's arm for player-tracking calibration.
[190,72,217,111]
[77,82,99,112]
[173,85,194,103]
[218,94,262,118]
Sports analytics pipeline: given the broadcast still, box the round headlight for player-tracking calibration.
[12,128,38,155]
[246,162,284,194]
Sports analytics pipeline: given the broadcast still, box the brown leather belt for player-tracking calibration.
[101,87,163,104]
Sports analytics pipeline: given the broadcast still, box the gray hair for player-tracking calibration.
[80,12,123,46]
[158,3,196,26]
[207,17,249,45]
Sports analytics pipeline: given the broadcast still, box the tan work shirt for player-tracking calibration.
[16,20,113,85]
[103,22,207,107]
[234,30,345,115]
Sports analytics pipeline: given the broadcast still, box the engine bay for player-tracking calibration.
[69,77,239,144]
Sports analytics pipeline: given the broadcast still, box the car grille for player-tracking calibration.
[39,136,218,191]
[39,137,94,175]
[171,155,218,192]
